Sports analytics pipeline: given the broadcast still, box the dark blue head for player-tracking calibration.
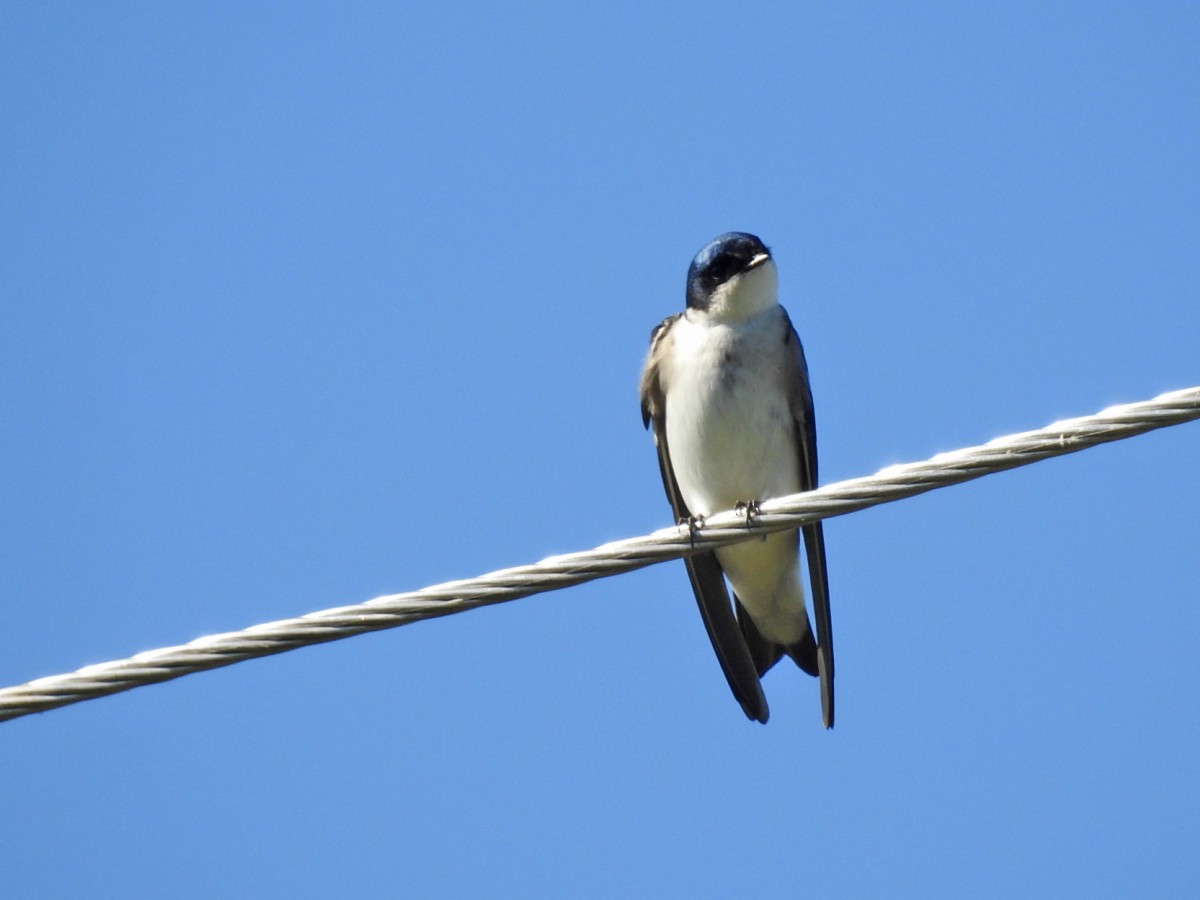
[686,232,774,312]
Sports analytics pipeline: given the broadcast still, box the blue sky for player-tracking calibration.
[3,3,1198,896]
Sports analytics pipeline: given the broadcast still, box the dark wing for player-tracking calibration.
[782,310,835,729]
[640,316,770,724]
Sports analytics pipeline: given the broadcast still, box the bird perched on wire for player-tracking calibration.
[639,232,834,727]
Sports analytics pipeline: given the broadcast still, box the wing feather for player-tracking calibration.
[640,316,769,723]
[782,310,836,729]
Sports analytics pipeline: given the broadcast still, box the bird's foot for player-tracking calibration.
[734,500,762,534]
[679,514,706,548]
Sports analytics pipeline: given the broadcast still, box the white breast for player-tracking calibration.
[662,306,802,519]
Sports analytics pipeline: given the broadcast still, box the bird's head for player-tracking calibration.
[685,232,778,321]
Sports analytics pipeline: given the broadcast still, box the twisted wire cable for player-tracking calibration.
[2,385,1197,724]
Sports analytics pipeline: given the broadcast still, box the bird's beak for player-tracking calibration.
[745,252,771,271]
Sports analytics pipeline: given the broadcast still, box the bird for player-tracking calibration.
[639,231,834,727]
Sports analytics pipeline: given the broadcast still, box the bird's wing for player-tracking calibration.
[640,316,769,723]
[782,309,835,729]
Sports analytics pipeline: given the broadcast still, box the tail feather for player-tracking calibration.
[786,628,820,678]
[735,598,818,678]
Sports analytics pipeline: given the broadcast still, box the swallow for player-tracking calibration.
[639,232,834,726]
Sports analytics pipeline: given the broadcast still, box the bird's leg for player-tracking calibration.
[734,500,763,536]
[679,514,706,549]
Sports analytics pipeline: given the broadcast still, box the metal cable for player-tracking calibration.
[2,385,1197,723]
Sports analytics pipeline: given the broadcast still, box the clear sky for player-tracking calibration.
[3,3,1198,897]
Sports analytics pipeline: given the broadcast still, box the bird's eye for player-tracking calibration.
[707,256,738,285]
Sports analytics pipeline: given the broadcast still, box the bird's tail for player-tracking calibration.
[735,599,819,678]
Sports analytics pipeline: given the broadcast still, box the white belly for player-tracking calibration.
[663,308,808,642]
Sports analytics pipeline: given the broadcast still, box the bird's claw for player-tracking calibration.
[734,500,762,534]
[679,514,706,548]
